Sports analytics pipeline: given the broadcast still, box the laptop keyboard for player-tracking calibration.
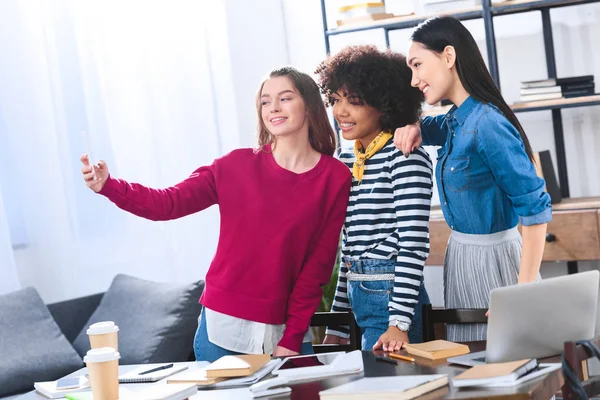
[472,357,486,363]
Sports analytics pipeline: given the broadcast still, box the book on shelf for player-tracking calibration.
[319,375,448,400]
[519,92,563,102]
[452,358,538,388]
[561,81,595,92]
[562,81,595,98]
[337,2,386,18]
[520,86,561,96]
[403,340,470,360]
[422,0,481,13]
[336,13,396,27]
[521,75,594,89]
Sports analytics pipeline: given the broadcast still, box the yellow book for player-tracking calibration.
[453,359,538,388]
[403,340,470,360]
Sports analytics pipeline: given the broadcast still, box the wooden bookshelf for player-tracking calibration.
[511,94,600,112]
[491,0,600,15]
[421,95,600,117]
[326,0,597,36]
[326,7,482,36]
[321,0,600,273]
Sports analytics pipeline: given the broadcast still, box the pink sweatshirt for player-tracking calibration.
[99,147,351,351]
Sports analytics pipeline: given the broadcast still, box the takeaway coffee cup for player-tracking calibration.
[87,321,119,351]
[84,347,120,400]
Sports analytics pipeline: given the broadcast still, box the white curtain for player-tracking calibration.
[0,192,20,295]
[0,0,225,302]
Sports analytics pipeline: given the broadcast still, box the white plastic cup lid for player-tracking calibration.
[87,321,119,335]
[84,347,120,363]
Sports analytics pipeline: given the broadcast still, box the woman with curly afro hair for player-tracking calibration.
[317,45,434,352]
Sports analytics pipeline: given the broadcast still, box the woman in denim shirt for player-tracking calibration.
[394,16,552,341]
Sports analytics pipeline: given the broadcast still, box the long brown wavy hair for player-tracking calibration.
[256,67,337,156]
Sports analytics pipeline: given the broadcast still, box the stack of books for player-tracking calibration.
[519,75,595,102]
[336,2,395,27]
[422,0,481,14]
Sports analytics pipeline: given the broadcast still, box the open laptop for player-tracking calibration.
[448,270,599,366]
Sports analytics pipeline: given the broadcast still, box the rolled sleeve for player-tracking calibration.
[420,115,447,147]
[477,110,552,225]
[521,207,552,226]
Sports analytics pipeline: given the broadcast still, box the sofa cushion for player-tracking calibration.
[0,287,84,397]
[72,274,204,364]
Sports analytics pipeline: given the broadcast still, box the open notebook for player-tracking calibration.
[319,375,448,399]
[118,364,189,383]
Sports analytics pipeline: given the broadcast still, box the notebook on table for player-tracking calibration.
[118,364,189,383]
[318,375,448,399]
[65,384,197,400]
[453,358,539,388]
[34,376,90,399]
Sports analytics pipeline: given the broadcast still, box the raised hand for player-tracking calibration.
[80,154,109,193]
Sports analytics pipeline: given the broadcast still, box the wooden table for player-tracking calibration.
[290,342,563,400]
[17,343,563,400]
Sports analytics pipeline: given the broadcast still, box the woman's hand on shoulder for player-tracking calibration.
[393,123,422,157]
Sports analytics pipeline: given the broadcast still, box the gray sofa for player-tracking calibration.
[0,274,204,399]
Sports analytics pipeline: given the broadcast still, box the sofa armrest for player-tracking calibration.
[47,293,104,343]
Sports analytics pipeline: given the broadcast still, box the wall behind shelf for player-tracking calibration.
[283,0,600,306]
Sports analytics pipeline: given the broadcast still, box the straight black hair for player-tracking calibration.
[411,16,534,162]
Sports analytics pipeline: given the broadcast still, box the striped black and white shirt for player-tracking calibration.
[328,141,433,338]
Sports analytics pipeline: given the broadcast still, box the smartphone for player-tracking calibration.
[56,376,81,390]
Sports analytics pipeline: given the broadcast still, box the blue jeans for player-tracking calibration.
[194,309,315,362]
[345,258,430,350]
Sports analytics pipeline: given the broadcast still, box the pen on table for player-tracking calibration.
[375,355,398,365]
[389,353,415,363]
[138,363,174,375]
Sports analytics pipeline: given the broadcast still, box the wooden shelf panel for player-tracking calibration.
[421,95,600,117]
[326,0,600,36]
[491,0,600,15]
[511,94,600,112]
[326,7,482,36]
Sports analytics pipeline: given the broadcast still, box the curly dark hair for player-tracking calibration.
[315,45,424,132]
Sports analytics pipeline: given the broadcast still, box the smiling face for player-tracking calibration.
[260,76,308,139]
[331,89,382,146]
[407,41,456,105]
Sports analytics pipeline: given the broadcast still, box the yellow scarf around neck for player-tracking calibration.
[353,131,393,183]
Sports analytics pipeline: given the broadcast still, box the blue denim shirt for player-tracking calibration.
[421,96,552,234]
